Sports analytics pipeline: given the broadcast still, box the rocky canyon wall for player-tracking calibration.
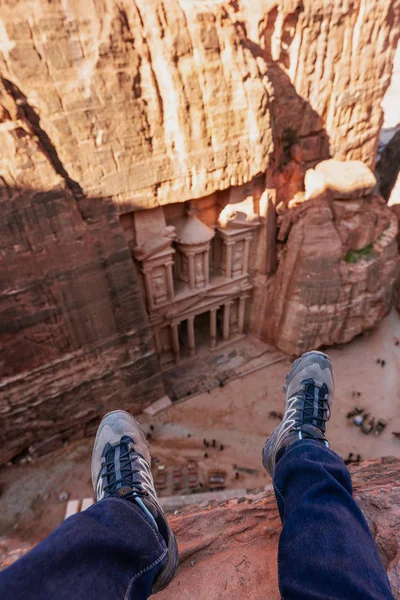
[0,79,164,464]
[0,182,165,465]
[0,0,398,210]
[256,161,399,355]
[0,0,399,462]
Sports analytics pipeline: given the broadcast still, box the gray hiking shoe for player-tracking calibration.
[262,351,334,476]
[91,410,178,594]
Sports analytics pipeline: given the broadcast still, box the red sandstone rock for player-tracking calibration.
[254,162,399,356]
[0,1,399,462]
[1,459,399,598]
[0,1,398,208]
[305,160,377,201]
[158,458,400,599]
[0,81,165,465]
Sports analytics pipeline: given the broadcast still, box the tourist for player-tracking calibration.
[0,352,394,599]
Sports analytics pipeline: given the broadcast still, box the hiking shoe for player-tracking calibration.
[91,410,178,594]
[262,351,334,476]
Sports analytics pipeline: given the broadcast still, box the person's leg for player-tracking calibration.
[274,440,393,600]
[0,497,167,600]
[0,411,178,600]
[262,351,394,600]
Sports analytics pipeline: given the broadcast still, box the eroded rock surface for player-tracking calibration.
[0,84,164,465]
[1,458,399,598]
[0,0,399,462]
[255,160,399,355]
[158,458,400,599]
[0,0,399,209]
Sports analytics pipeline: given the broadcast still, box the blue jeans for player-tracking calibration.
[274,441,394,599]
[0,441,393,599]
[0,497,168,599]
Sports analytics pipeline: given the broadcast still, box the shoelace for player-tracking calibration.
[103,445,148,499]
[102,441,160,531]
[299,379,330,431]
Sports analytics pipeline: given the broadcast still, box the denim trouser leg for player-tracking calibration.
[0,497,167,600]
[274,440,394,600]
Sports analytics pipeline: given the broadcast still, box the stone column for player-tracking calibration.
[187,316,195,357]
[188,253,195,290]
[238,296,247,333]
[210,308,217,349]
[143,270,154,310]
[171,323,180,363]
[166,263,175,301]
[223,302,232,341]
[243,237,251,275]
[225,243,233,278]
[203,251,209,286]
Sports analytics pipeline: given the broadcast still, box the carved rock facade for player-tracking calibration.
[0,0,399,461]
[125,201,260,366]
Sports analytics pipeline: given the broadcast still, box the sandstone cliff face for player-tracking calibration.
[1,458,400,598]
[0,0,275,209]
[0,0,398,210]
[0,0,399,462]
[255,162,399,355]
[0,82,164,464]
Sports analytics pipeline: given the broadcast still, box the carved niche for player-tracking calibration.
[174,210,215,291]
[132,207,176,312]
[217,210,260,279]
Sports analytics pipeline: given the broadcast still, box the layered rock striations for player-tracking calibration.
[0,82,164,464]
[0,0,398,209]
[0,0,399,461]
[255,160,399,355]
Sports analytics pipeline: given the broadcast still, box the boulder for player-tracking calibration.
[305,160,377,200]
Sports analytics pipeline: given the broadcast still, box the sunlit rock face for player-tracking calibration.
[0,0,398,209]
[0,0,399,462]
[257,160,398,356]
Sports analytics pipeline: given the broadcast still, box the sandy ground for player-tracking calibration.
[2,309,400,541]
[140,308,400,493]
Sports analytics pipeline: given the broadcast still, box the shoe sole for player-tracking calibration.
[262,351,334,475]
[91,410,179,593]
